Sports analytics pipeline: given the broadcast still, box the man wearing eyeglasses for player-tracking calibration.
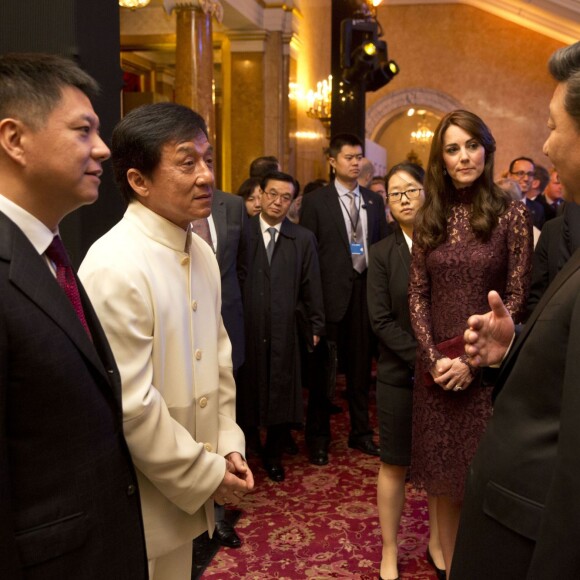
[237,171,325,482]
[509,156,546,230]
[301,133,390,465]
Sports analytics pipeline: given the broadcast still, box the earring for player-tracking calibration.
[443,168,447,175]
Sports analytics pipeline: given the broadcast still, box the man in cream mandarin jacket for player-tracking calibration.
[79,104,252,579]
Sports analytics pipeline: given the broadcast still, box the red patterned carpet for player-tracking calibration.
[203,380,441,579]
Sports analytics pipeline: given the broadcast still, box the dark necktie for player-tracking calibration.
[45,235,92,338]
[345,191,366,273]
[191,218,215,252]
[266,227,277,264]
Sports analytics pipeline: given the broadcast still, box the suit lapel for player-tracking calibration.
[323,184,350,253]
[361,188,376,242]
[249,215,271,277]
[394,227,411,276]
[7,224,109,383]
[212,194,227,266]
[499,247,580,381]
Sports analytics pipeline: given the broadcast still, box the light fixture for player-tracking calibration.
[289,75,333,139]
[343,41,379,85]
[355,0,384,19]
[365,57,399,92]
[119,0,150,9]
[411,113,434,147]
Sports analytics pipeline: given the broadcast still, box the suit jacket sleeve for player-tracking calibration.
[300,233,325,337]
[237,203,248,292]
[299,194,318,239]
[526,290,580,578]
[526,221,551,320]
[367,242,416,367]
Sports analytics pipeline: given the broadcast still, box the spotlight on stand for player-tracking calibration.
[340,14,400,92]
[343,41,379,84]
[364,40,400,92]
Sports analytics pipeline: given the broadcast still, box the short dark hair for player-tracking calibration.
[112,103,209,204]
[236,177,261,200]
[533,164,550,192]
[0,52,99,129]
[548,41,580,129]
[508,157,535,174]
[327,133,363,159]
[385,163,425,188]
[260,171,298,199]
[249,156,279,179]
[303,178,328,195]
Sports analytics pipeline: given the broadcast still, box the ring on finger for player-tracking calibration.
[454,385,462,391]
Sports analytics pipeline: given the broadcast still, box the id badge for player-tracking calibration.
[350,242,364,255]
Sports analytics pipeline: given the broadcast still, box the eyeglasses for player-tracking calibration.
[510,171,534,179]
[387,188,423,203]
[263,189,293,203]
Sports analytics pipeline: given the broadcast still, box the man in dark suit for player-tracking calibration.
[451,41,580,579]
[537,166,565,221]
[301,133,390,464]
[209,190,246,373]
[531,164,558,222]
[237,171,325,481]
[0,53,147,578]
[203,189,247,548]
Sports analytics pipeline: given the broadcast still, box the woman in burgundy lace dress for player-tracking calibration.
[408,110,533,571]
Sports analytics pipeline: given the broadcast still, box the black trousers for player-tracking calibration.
[305,271,374,446]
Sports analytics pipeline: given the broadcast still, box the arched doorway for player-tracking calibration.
[366,88,463,170]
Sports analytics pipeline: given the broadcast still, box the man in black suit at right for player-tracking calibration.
[451,41,580,579]
[301,133,389,464]
[0,53,147,579]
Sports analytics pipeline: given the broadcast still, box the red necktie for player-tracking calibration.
[45,235,92,339]
[191,218,215,252]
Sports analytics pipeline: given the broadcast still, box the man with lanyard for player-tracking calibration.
[301,133,390,465]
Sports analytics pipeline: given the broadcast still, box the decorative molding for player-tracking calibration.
[366,88,463,139]
[227,30,269,53]
[383,0,580,44]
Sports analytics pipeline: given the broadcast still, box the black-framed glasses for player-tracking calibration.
[387,187,423,203]
[263,189,293,203]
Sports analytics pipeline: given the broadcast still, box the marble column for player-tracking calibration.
[174,4,215,142]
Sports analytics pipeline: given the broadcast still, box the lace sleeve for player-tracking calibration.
[503,202,534,323]
[409,241,440,370]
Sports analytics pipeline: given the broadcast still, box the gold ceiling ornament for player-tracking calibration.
[119,0,151,9]
[163,0,223,22]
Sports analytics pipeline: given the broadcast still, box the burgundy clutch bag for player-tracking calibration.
[423,335,466,385]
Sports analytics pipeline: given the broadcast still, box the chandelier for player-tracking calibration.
[289,75,333,139]
[119,0,151,9]
[409,109,434,147]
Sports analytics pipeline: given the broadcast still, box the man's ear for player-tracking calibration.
[0,118,27,165]
[126,168,150,199]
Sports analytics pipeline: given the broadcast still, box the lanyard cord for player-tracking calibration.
[339,192,362,238]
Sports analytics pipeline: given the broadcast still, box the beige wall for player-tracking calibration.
[230,53,265,193]
[292,0,332,187]
[367,4,565,175]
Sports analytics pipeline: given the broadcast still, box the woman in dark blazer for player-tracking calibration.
[368,163,444,580]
